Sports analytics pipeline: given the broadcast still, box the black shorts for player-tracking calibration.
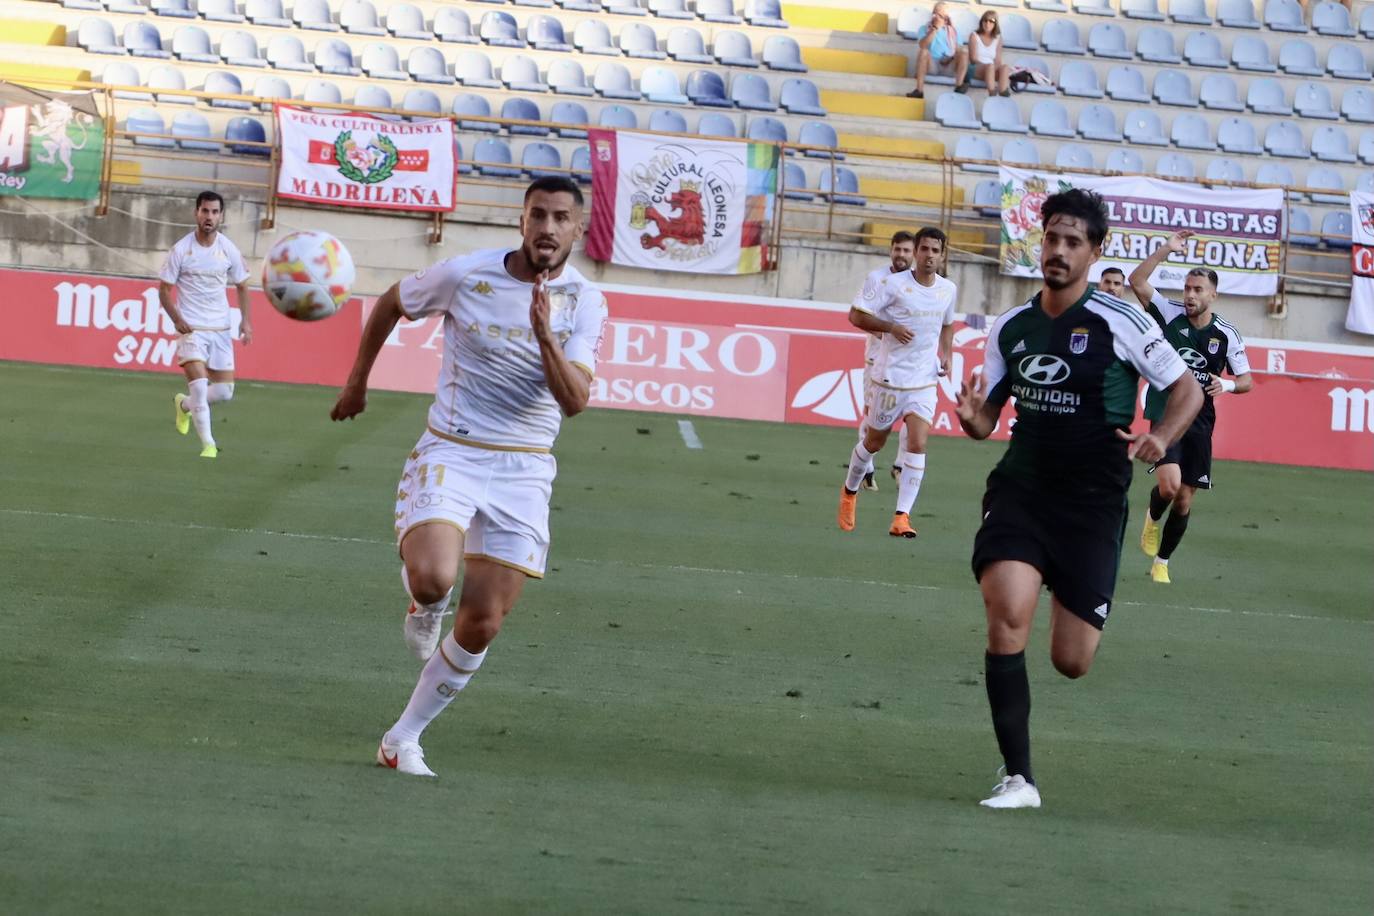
[1154,424,1213,490]
[971,472,1129,630]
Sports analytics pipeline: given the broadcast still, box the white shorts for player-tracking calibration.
[176,330,234,371]
[866,384,937,430]
[394,431,556,578]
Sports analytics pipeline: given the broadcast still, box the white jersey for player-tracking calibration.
[398,248,608,453]
[854,270,957,390]
[158,232,250,331]
[857,265,901,367]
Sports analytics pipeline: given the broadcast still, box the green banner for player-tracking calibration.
[0,82,103,200]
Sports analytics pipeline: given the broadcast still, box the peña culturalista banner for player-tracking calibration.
[0,82,103,201]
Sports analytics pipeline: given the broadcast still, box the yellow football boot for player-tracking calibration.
[174,393,190,435]
[200,444,218,459]
[1149,560,1171,584]
[1140,515,1160,557]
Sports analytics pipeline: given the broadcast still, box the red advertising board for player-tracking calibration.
[4,267,1370,471]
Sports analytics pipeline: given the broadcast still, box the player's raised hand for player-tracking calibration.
[955,368,988,421]
[1115,427,1166,463]
[330,383,367,421]
[1165,229,1193,255]
[529,270,553,343]
[1204,373,1226,397]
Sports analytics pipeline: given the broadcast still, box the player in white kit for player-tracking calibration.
[838,228,956,538]
[330,177,608,778]
[157,191,252,458]
[853,232,916,492]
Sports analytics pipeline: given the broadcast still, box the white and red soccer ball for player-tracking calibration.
[261,230,355,322]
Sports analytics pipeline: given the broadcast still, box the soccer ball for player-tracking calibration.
[261,230,355,322]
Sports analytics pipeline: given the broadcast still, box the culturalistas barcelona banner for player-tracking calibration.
[585,129,778,275]
[998,167,1284,297]
[275,105,456,212]
[0,82,103,201]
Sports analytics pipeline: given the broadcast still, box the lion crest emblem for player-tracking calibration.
[31,99,93,184]
[636,181,707,251]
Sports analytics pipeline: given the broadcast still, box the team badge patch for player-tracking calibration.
[1208,337,1221,354]
[1069,327,1090,355]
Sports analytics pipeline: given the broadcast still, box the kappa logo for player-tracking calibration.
[1018,354,1071,385]
[1178,347,1209,369]
[791,368,867,422]
[472,281,494,295]
[1010,339,1027,355]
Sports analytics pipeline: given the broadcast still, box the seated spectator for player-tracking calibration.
[969,10,1010,97]
[908,2,969,99]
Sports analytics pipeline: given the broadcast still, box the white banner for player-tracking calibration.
[1348,191,1374,336]
[998,167,1284,296]
[585,129,778,275]
[275,105,455,212]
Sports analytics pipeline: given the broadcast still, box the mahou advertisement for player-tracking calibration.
[3,267,1370,471]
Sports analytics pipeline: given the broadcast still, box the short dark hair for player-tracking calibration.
[524,176,583,208]
[195,190,224,210]
[890,230,916,246]
[1100,266,1125,279]
[1040,188,1109,247]
[914,226,947,251]
[1186,267,1219,289]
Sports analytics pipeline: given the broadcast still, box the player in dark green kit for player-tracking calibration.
[1129,229,1253,584]
[955,190,1203,809]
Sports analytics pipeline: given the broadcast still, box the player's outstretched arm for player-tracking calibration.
[956,369,1000,440]
[1205,371,1253,396]
[530,272,592,417]
[236,280,253,345]
[1128,229,1191,307]
[1117,374,1203,462]
[331,283,403,421]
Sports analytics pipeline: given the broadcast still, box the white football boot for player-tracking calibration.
[376,733,437,778]
[403,601,449,661]
[979,768,1042,809]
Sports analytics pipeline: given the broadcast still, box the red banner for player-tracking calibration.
[3,267,1370,471]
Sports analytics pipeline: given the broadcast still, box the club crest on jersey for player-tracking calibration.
[472,281,494,295]
[1208,337,1220,355]
[548,289,576,315]
[1069,327,1089,355]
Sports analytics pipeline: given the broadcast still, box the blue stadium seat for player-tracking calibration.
[109,2,150,20]
[569,145,591,183]
[1278,38,1322,75]
[454,49,500,87]
[954,134,997,171]
[605,0,649,16]
[453,93,498,131]
[573,20,618,56]
[1204,157,1245,182]
[402,88,442,115]
[1136,26,1180,64]
[1001,138,1040,165]
[1001,15,1036,51]
[731,72,776,111]
[1286,207,1318,246]
[386,3,431,40]
[1124,108,1167,145]
[354,84,394,114]
[1217,0,1260,28]
[528,15,572,52]
[125,21,171,57]
[548,59,594,95]
[1073,0,1114,17]
[152,0,196,19]
[199,0,242,22]
[502,97,550,135]
[595,62,642,100]
[598,104,637,129]
[103,62,150,100]
[1232,36,1276,72]
[1078,103,1122,141]
[1123,0,1166,18]
[698,112,738,137]
[148,65,189,102]
[1030,99,1074,136]
[1305,166,1346,203]
[780,78,825,116]
[1265,121,1308,157]
[1361,5,1374,39]
[559,0,600,12]
[1105,147,1144,172]
[205,69,250,107]
[1171,0,1211,24]
[714,30,759,68]
[1154,70,1197,107]
[173,110,219,151]
[697,0,742,25]
[522,142,562,178]
[293,0,336,30]
[434,7,478,43]
[1088,23,1130,60]
[1263,0,1306,32]
[649,108,688,132]
[1295,82,1338,120]
[1026,0,1067,13]
[1055,144,1094,170]
[250,74,290,107]
[1009,57,1055,94]
[1183,31,1226,68]
[1171,112,1215,150]
[1358,173,1374,194]
[341,0,384,35]
[1218,116,1263,154]
[622,23,666,59]
[819,167,865,206]
[256,35,305,70]
[454,139,471,175]
[686,69,732,107]
[408,47,453,84]
[936,92,980,129]
[303,78,342,106]
[745,0,788,28]
[668,26,712,63]
[972,178,1001,215]
[1196,76,1242,114]
[225,116,268,155]
[245,0,289,27]
[362,42,406,80]
[1342,88,1374,124]
[782,160,813,201]
[649,0,694,19]
[643,66,688,104]
[171,24,217,62]
[515,0,554,9]
[502,55,548,93]
[1247,78,1292,115]
[1155,153,1195,180]
[1328,43,1372,80]
[895,3,925,37]
[1360,129,1374,164]
[1106,66,1149,103]
[316,38,360,76]
[480,11,523,47]
[983,96,1029,133]
[763,35,807,72]
[1310,1,1355,35]
[798,120,839,158]
[1321,211,1352,249]
[1256,162,1294,189]
[1042,20,1085,55]
[1311,125,1357,162]
[473,137,518,176]
[1059,61,1103,98]
[746,116,787,143]
[550,100,590,136]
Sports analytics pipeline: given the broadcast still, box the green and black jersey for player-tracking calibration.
[1142,291,1251,435]
[983,288,1187,498]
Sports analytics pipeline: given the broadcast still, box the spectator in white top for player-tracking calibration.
[907,2,969,99]
[970,10,1011,98]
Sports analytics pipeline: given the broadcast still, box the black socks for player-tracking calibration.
[1159,510,1191,561]
[985,651,1033,784]
[1148,486,1170,522]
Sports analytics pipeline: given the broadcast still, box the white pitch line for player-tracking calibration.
[677,419,703,450]
[4,507,1366,627]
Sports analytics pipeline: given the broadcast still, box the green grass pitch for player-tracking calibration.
[1,361,1371,915]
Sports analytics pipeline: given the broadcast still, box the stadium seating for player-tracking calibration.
[1123,0,1166,20]
[226,116,268,155]
[1321,211,1352,248]
[550,99,590,136]
[341,0,384,35]
[780,78,824,116]
[1171,113,1215,150]
[643,66,688,104]
[501,55,548,93]
[455,49,500,87]
[1042,20,1085,56]
[473,136,518,176]
[1200,75,1244,111]
[1305,165,1347,203]
[954,134,997,171]
[480,11,522,48]
[598,104,637,129]
[171,25,216,63]
[149,65,189,102]
[521,142,562,178]
[1001,137,1040,165]
[1295,82,1339,120]
[293,0,336,31]
[528,15,572,52]
[569,145,591,183]
[1154,71,1197,107]
[1264,121,1308,157]
[453,92,498,131]
[386,3,431,41]
[1078,103,1122,142]
[1155,152,1196,179]
[731,73,775,111]
[649,108,688,133]
[1183,32,1226,69]
[152,0,195,19]
[819,167,865,206]
[401,87,442,115]
[972,179,1001,215]
[1358,130,1374,164]
[697,0,742,25]
[621,23,666,59]
[782,160,813,201]
[1279,38,1323,76]
[171,111,217,151]
[747,116,787,143]
[205,70,250,107]
[1059,61,1103,98]
[408,47,453,84]
[1328,44,1372,80]
[1263,0,1306,33]
[595,62,642,100]
[1087,23,1130,60]
[1055,144,1094,170]
[124,21,171,57]
[572,20,617,56]
[316,38,360,76]
[1232,36,1276,72]
[983,96,1028,133]
[1311,124,1358,162]
[698,111,737,137]
[667,27,712,64]
[433,8,477,43]
[1255,161,1296,189]
[1107,66,1149,103]
[1137,27,1181,65]
[362,42,406,81]
[1204,157,1245,182]
[265,35,312,70]
[354,83,394,113]
[1248,78,1292,115]
[936,92,979,130]
[1073,0,1112,15]
[1001,15,1036,51]
[103,61,149,99]
[244,0,289,28]
[648,0,694,19]
[221,31,267,67]
[686,69,732,107]
[714,31,758,68]
[1171,0,1212,25]
[249,73,289,107]
[1362,5,1374,39]
[1104,148,1144,172]
[763,36,806,72]
[1342,88,1374,124]
[1030,100,1074,137]
[1287,206,1319,246]
[200,0,243,23]
[548,59,594,95]
[1125,109,1168,146]
[502,96,548,134]
[303,78,342,106]
[1218,0,1261,29]
[744,0,788,29]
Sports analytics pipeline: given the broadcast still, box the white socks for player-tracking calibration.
[207,382,234,403]
[856,423,874,474]
[388,632,486,745]
[896,452,927,515]
[845,443,874,492]
[185,378,214,446]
